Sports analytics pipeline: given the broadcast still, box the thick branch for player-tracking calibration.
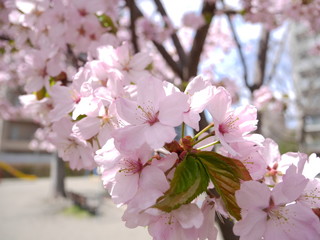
[153,0,187,68]
[253,26,270,92]
[187,1,216,79]
[127,0,140,53]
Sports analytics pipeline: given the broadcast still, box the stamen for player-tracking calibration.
[137,105,159,125]
[119,158,143,175]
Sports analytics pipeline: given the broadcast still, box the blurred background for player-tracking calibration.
[0,0,320,240]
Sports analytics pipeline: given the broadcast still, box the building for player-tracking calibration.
[290,24,320,154]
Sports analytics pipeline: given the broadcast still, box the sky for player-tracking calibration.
[137,0,299,128]
[138,1,294,96]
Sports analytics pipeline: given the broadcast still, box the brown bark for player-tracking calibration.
[187,2,216,80]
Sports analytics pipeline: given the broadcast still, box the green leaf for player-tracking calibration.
[34,87,47,100]
[196,151,252,220]
[153,154,209,212]
[75,114,87,121]
[145,63,153,71]
[97,14,117,34]
[0,47,5,55]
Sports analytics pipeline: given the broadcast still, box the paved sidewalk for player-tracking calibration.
[0,176,151,240]
[0,176,224,240]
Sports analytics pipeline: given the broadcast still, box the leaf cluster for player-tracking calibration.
[153,151,251,220]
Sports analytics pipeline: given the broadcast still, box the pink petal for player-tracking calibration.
[115,97,143,125]
[207,87,231,122]
[112,172,139,205]
[158,92,189,127]
[174,204,204,229]
[236,181,270,210]
[136,77,165,109]
[183,110,201,131]
[113,125,147,152]
[139,165,169,192]
[233,209,267,240]
[299,179,320,208]
[184,75,211,95]
[130,52,152,70]
[144,122,176,149]
[152,152,178,172]
[272,165,308,205]
[72,117,101,140]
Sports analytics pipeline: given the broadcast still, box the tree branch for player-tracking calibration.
[153,0,187,69]
[253,26,270,92]
[187,1,216,79]
[266,26,289,84]
[223,1,249,90]
[125,0,183,78]
[126,0,140,53]
[66,44,80,69]
[153,41,183,79]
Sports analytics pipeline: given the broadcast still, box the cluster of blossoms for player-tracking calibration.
[1,0,320,239]
[0,0,121,147]
[3,0,119,93]
[44,42,320,239]
[253,85,285,112]
[241,0,320,31]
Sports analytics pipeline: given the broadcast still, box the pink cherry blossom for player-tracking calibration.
[114,77,189,151]
[97,43,152,85]
[207,87,258,155]
[253,85,273,110]
[183,75,216,131]
[197,198,218,240]
[234,166,320,240]
[182,12,205,29]
[148,204,203,240]
[48,83,81,122]
[219,138,267,180]
[51,117,97,170]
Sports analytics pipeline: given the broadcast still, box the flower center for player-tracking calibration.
[137,105,159,126]
[218,114,239,135]
[120,158,143,175]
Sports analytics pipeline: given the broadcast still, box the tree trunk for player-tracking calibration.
[50,155,66,198]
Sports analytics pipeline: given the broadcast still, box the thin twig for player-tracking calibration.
[266,25,290,84]
[222,0,249,89]
[153,41,183,79]
[153,0,187,69]
[125,0,183,78]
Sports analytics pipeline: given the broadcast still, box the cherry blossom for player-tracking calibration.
[2,1,320,239]
[207,87,258,155]
[182,12,205,29]
[114,77,189,151]
[234,166,320,240]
